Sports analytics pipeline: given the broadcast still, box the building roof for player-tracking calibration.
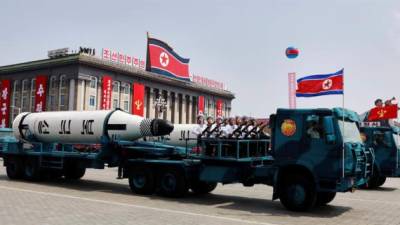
[0,54,235,99]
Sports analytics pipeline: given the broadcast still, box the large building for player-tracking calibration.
[0,50,234,127]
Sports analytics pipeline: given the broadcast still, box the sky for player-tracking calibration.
[1,0,400,117]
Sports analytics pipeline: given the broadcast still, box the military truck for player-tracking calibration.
[359,124,400,188]
[0,108,372,212]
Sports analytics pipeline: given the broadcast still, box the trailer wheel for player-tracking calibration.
[191,181,217,194]
[279,175,316,211]
[64,166,86,180]
[158,168,188,197]
[315,192,336,206]
[129,166,155,195]
[5,157,24,179]
[24,158,42,181]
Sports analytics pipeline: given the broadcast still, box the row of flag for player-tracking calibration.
[140,33,398,123]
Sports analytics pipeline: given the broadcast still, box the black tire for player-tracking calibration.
[366,171,383,189]
[377,176,386,187]
[5,157,24,179]
[64,166,86,180]
[191,181,217,194]
[158,167,188,197]
[279,175,316,211]
[128,166,155,195]
[24,158,42,181]
[315,192,336,206]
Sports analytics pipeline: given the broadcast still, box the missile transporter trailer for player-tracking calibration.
[359,125,400,188]
[0,108,372,211]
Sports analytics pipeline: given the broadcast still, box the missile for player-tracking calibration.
[12,109,174,144]
[157,124,199,147]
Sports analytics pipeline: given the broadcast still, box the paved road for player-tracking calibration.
[0,164,399,225]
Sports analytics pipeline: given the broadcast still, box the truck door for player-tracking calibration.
[301,115,338,180]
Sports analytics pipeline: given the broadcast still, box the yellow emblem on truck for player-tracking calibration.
[281,119,296,137]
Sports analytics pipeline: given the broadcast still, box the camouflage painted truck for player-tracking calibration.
[359,124,400,188]
[0,108,372,212]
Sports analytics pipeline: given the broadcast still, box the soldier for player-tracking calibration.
[201,116,214,138]
[192,114,207,137]
[221,117,235,138]
[208,116,223,138]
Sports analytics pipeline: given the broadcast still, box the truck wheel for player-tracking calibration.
[315,192,336,206]
[129,167,155,195]
[366,172,382,189]
[279,175,316,211]
[5,157,24,179]
[377,176,386,187]
[64,166,86,180]
[191,181,217,194]
[158,168,188,197]
[24,158,42,181]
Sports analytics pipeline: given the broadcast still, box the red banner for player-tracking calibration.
[0,80,11,128]
[216,99,223,117]
[368,105,398,121]
[101,76,112,110]
[132,83,145,116]
[34,75,48,112]
[198,96,204,115]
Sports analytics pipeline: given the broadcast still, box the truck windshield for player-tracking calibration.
[338,120,362,143]
[393,134,400,149]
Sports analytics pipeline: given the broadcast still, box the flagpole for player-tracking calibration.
[342,69,345,178]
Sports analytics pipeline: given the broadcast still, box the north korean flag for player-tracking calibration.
[146,37,190,80]
[296,69,344,97]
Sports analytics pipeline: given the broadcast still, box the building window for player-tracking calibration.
[49,96,56,107]
[50,76,57,89]
[121,83,130,94]
[48,76,57,111]
[21,79,29,112]
[89,95,96,106]
[113,99,118,109]
[59,75,68,110]
[22,79,29,91]
[89,77,97,89]
[11,80,20,121]
[60,95,66,107]
[123,100,129,111]
[112,81,120,93]
[60,75,66,88]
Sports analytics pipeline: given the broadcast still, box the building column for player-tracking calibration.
[175,93,180,124]
[76,79,86,111]
[149,88,156,119]
[187,95,192,124]
[68,79,75,110]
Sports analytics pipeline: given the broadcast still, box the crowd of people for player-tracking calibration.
[191,114,269,139]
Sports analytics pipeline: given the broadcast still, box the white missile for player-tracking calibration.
[159,124,200,147]
[12,109,174,144]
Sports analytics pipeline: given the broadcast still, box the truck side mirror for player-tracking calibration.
[323,116,336,145]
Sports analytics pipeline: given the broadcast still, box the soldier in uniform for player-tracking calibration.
[192,114,207,137]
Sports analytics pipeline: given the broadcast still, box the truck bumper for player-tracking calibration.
[336,176,357,192]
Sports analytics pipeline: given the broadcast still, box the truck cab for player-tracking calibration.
[269,108,373,210]
[359,125,400,188]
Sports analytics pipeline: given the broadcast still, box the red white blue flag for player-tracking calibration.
[296,69,344,97]
[146,37,190,80]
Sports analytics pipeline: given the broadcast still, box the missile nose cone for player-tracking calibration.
[151,119,174,136]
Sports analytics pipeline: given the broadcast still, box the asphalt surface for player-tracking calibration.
[0,163,399,225]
